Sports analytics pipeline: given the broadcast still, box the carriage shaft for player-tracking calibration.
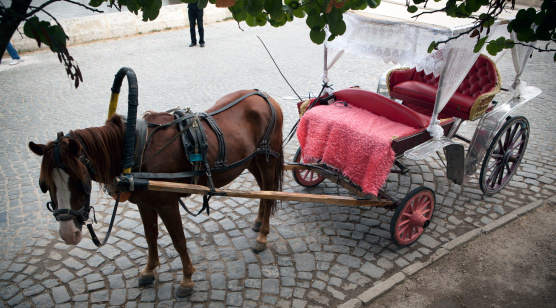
[145,180,392,207]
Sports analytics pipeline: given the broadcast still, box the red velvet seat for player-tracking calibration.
[387,55,501,121]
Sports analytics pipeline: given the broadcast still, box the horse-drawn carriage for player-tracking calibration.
[29,8,541,298]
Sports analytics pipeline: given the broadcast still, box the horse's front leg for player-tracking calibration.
[157,201,196,297]
[137,205,161,286]
[253,199,272,252]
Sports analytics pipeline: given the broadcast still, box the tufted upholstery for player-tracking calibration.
[387,55,501,120]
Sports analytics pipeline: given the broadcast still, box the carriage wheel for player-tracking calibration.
[480,116,529,196]
[390,187,435,247]
[292,147,325,187]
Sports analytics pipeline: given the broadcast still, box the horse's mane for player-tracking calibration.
[40,115,125,189]
[71,115,125,185]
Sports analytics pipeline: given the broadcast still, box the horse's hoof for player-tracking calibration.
[252,221,262,232]
[138,275,155,286]
[252,240,267,253]
[174,285,193,298]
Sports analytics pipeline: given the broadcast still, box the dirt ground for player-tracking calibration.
[369,199,556,308]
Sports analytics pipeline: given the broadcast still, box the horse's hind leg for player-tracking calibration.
[137,205,161,286]
[248,158,278,252]
[157,202,196,297]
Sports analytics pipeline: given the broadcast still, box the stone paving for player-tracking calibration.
[1,18,555,308]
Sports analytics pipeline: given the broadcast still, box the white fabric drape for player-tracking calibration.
[509,31,536,97]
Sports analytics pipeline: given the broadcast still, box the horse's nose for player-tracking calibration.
[59,220,83,245]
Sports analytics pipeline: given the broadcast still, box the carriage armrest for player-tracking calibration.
[387,67,416,91]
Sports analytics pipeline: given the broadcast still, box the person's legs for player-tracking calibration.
[197,10,204,45]
[188,9,197,46]
[7,42,21,60]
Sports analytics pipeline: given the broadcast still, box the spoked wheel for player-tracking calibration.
[480,116,530,196]
[292,147,325,187]
[390,187,435,247]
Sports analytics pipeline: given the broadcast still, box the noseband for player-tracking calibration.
[44,132,96,224]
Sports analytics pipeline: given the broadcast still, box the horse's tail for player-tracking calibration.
[271,100,284,214]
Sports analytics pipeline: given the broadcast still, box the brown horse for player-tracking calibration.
[28,89,284,297]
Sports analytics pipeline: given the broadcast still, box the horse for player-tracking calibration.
[28,89,284,297]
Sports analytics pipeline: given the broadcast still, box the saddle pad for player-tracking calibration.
[297,104,419,195]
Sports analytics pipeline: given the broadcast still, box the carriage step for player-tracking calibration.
[446,143,465,185]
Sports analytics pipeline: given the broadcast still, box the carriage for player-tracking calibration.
[29,7,541,298]
[130,9,540,247]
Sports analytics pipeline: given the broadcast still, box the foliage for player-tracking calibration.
[0,0,553,88]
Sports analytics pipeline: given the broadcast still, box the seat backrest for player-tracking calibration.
[333,88,430,129]
[409,54,499,98]
[456,55,499,98]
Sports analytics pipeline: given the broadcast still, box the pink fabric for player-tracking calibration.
[297,104,418,195]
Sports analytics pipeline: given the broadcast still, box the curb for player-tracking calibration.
[340,195,555,308]
[10,4,232,53]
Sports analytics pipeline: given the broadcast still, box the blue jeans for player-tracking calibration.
[7,42,20,60]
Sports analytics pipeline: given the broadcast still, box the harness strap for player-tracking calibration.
[199,112,227,167]
[131,146,280,179]
[86,191,121,247]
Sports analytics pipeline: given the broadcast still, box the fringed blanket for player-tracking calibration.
[297,104,419,195]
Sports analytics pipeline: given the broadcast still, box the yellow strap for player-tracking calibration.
[108,93,119,120]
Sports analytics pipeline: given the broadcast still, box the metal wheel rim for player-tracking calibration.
[482,118,528,194]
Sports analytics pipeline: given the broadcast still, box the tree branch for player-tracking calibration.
[27,0,104,17]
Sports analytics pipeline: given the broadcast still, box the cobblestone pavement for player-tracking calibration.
[1,18,555,308]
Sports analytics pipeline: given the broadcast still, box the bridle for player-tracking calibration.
[43,132,96,225]
[42,131,123,247]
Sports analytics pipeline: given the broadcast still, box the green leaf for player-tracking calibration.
[127,0,140,14]
[306,10,320,28]
[265,0,284,21]
[141,0,162,21]
[329,18,346,36]
[88,0,105,7]
[473,36,488,53]
[245,0,264,15]
[407,5,418,13]
[427,41,438,53]
[197,0,209,9]
[231,0,247,21]
[328,34,336,41]
[465,0,481,13]
[367,0,380,9]
[293,8,305,18]
[310,27,326,44]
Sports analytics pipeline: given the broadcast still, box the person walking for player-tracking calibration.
[188,1,205,47]
[1,42,22,65]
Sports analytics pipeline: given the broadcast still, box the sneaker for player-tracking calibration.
[189,43,196,47]
[200,43,205,47]
[10,59,21,65]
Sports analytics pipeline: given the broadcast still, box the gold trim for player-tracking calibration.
[468,55,502,121]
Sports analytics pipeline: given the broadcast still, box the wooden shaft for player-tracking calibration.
[146,180,392,207]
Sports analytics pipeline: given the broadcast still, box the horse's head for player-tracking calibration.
[29,133,94,245]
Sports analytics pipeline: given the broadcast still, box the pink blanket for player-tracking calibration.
[297,104,418,195]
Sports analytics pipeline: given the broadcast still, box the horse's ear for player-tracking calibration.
[67,138,81,156]
[29,142,46,156]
